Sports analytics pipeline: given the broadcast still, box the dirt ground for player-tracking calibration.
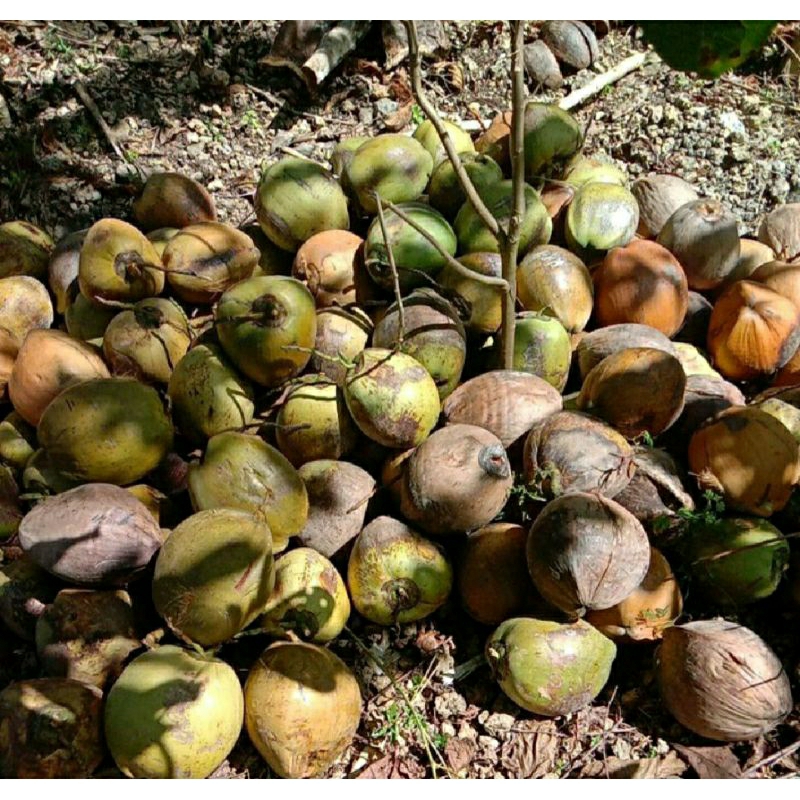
[2,20,800,779]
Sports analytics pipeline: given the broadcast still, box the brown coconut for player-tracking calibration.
[657,199,740,290]
[576,323,677,381]
[728,238,777,283]
[522,411,635,500]
[132,172,217,231]
[750,260,800,308]
[18,483,164,585]
[689,405,800,516]
[632,174,699,239]
[577,348,686,439]
[443,370,562,448]
[657,620,793,741]
[8,329,110,426]
[457,523,546,626]
[706,280,800,381]
[292,229,363,308]
[593,239,689,337]
[400,424,513,536]
[586,548,683,641]
[667,374,745,444]
[758,203,800,262]
[296,459,376,561]
[516,245,593,333]
[527,492,651,616]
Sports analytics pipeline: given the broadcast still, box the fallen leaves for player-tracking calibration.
[672,743,742,779]
[580,752,687,778]
[500,719,561,778]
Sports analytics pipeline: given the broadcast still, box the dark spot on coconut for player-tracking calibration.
[722,414,749,433]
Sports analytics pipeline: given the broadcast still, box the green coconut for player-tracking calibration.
[215,275,317,388]
[261,547,350,642]
[566,182,640,261]
[454,180,552,256]
[275,375,358,467]
[37,377,174,486]
[64,292,116,343]
[437,252,504,334]
[167,339,255,445]
[413,119,475,164]
[0,275,54,349]
[345,134,433,214]
[0,411,36,472]
[48,229,86,314]
[188,431,308,553]
[510,312,571,391]
[244,641,362,778]
[347,515,453,625]
[255,157,349,252]
[343,348,441,449]
[428,152,504,219]
[102,297,191,384]
[372,289,467,399]
[104,645,244,779]
[153,508,275,646]
[161,221,259,304]
[311,306,373,385]
[22,448,82,498]
[78,218,164,304]
[0,221,53,281]
[364,201,456,292]
[331,136,370,179]
[562,156,627,189]
[0,678,103,778]
[486,617,616,716]
[132,172,217,231]
[684,517,790,606]
[523,102,584,180]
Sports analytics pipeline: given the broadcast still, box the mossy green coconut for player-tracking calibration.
[188,431,308,553]
[412,119,475,164]
[215,275,317,388]
[486,617,616,716]
[343,348,441,449]
[104,645,244,779]
[428,153,503,220]
[523,102,584,180]
[566,182,640,261]
[37,378,173,486]
[684,518,790,606]
[455,180,552,256]
[255,157,349,252]
[152,508,275,646]
[168,338,255,445]
[345,134,433,214]
[510,312,572,391]
[364,202,456,292]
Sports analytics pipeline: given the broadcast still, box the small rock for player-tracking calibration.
[375,98,398,117]
[0,94,11,129]
[434,691,467,720]
[359,106,374,125]
[207,178,224,191]
[650,105,663,124]
[186,143,204,158]
[186,131,200,144]
[720,110,746,136]
[483,712,515,739]
[441,721,456,737]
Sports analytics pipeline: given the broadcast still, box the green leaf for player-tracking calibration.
[640,21,777,78]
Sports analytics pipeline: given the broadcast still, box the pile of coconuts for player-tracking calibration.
[1,98,800,780]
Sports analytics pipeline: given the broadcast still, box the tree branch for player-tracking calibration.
[382,200,509,290]
[403,19,505,246]
[500,20,527,369]
[373,191,405,348]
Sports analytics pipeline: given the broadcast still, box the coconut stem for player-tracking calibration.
[373,191,405,349]
[478,444,512,479]
[499,19,526,370]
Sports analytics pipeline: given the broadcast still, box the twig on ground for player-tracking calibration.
[373,192,405,348]
[743,738,800,777]
[559,51,652,111]
[74,80,136,172]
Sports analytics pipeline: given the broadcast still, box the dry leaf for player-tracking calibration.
[355,755,393,779]
[500,720,560,778]
[672,743,742,779]
[388,71,413,105]
[382,103,412,133]
[430,61,464,94]
[445,738,475,775]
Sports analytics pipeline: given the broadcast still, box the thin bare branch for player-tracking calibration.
[403,19,505,245]
[500,20,527,369]
[382,200,509,290]
[373,191,405,348]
